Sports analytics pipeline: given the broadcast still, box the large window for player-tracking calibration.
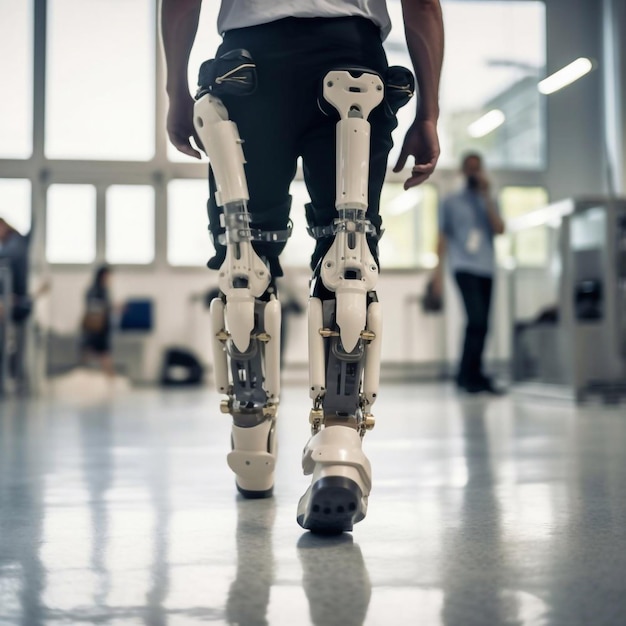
[46,184,96,263]
[46,0,155,160]
[0,0,33,158]
[0,179,32,235]
[385,0,546,169]
[167,180,210,266]
[16,1,549,274]
[498,186,549,266]
[379,183,439,269]
[106,186,155,264]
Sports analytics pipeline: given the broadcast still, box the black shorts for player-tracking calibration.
[206,16,398,274]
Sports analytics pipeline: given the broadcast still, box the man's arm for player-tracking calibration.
[393,0,444,189]
[432,233,446,297]
[432,197,448,297]
[161,0,203,158]
[484,196,505,235]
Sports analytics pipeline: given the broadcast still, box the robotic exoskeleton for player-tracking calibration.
[193,51,413,530]
[297,69,385,532]
[194,53,284,499]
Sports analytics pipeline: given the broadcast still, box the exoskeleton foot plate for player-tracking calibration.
[297,476,364,534]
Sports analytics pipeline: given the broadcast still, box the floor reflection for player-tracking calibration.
[298,533,371,626]
[2,385,625,625]
[545,411,626,626]
[0,401,46,626]
[441,398,514,626]
[143,410,171,626]
[227,497,276,626]
[79,404,114,611]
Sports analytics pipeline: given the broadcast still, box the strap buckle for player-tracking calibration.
[218,219,293,245]
[307,219,379,240]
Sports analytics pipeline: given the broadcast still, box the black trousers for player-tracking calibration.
[454,271,494,386]
[206,17,398,275]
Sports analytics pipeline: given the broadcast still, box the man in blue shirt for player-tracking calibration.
[434,153,505,394]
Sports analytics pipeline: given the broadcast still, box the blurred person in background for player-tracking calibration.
[0,217,33,389]
[81,265,115,377]
[0,217,31,324]
[433,153,505,394]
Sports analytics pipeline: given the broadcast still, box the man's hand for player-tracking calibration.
[476,171,491,195]
[431,267,444,300]
[393,119,440,189]
[166,91,203,159]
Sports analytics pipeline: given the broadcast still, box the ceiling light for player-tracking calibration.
[467,110,505,138]
[538,57,594,94]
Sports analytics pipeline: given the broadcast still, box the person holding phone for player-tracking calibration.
[433,152,505,394]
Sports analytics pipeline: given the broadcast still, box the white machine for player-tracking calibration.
[194,65,395,532]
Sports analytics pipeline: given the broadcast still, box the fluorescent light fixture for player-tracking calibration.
[467,110,505,138]
[538,57,593,94]
[506,198,574,233]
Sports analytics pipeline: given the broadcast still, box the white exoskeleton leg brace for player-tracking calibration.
[298,69,385,533]
[194,93,282,497]
[308,70,384,436]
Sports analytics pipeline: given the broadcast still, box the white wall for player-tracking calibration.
[44,262,522,383]
[45,268,448,381]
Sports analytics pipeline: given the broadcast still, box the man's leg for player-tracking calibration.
[299,75,394,268]
[476,274,494,383]
[196,33,301,498]
[294,20,398,533]
[205,37,300,274]
[455,272,492,388]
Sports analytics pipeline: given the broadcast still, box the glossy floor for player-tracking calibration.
[1,380,625,626]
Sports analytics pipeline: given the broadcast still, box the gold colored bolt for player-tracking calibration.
[309,408,324,425]
[364,413,376,430]
[264,404,278,418]
[216,329,230,342]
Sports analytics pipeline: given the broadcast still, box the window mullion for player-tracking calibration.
[96,184,107,265]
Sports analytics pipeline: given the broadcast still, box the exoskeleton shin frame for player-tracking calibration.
[194,52,289,497]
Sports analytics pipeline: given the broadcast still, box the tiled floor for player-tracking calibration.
[1,381,625,625]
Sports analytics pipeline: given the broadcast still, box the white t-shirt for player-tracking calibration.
[217,0,392,40]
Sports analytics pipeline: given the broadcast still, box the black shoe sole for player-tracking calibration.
[236,482,274,499]
[297,476,363,534]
